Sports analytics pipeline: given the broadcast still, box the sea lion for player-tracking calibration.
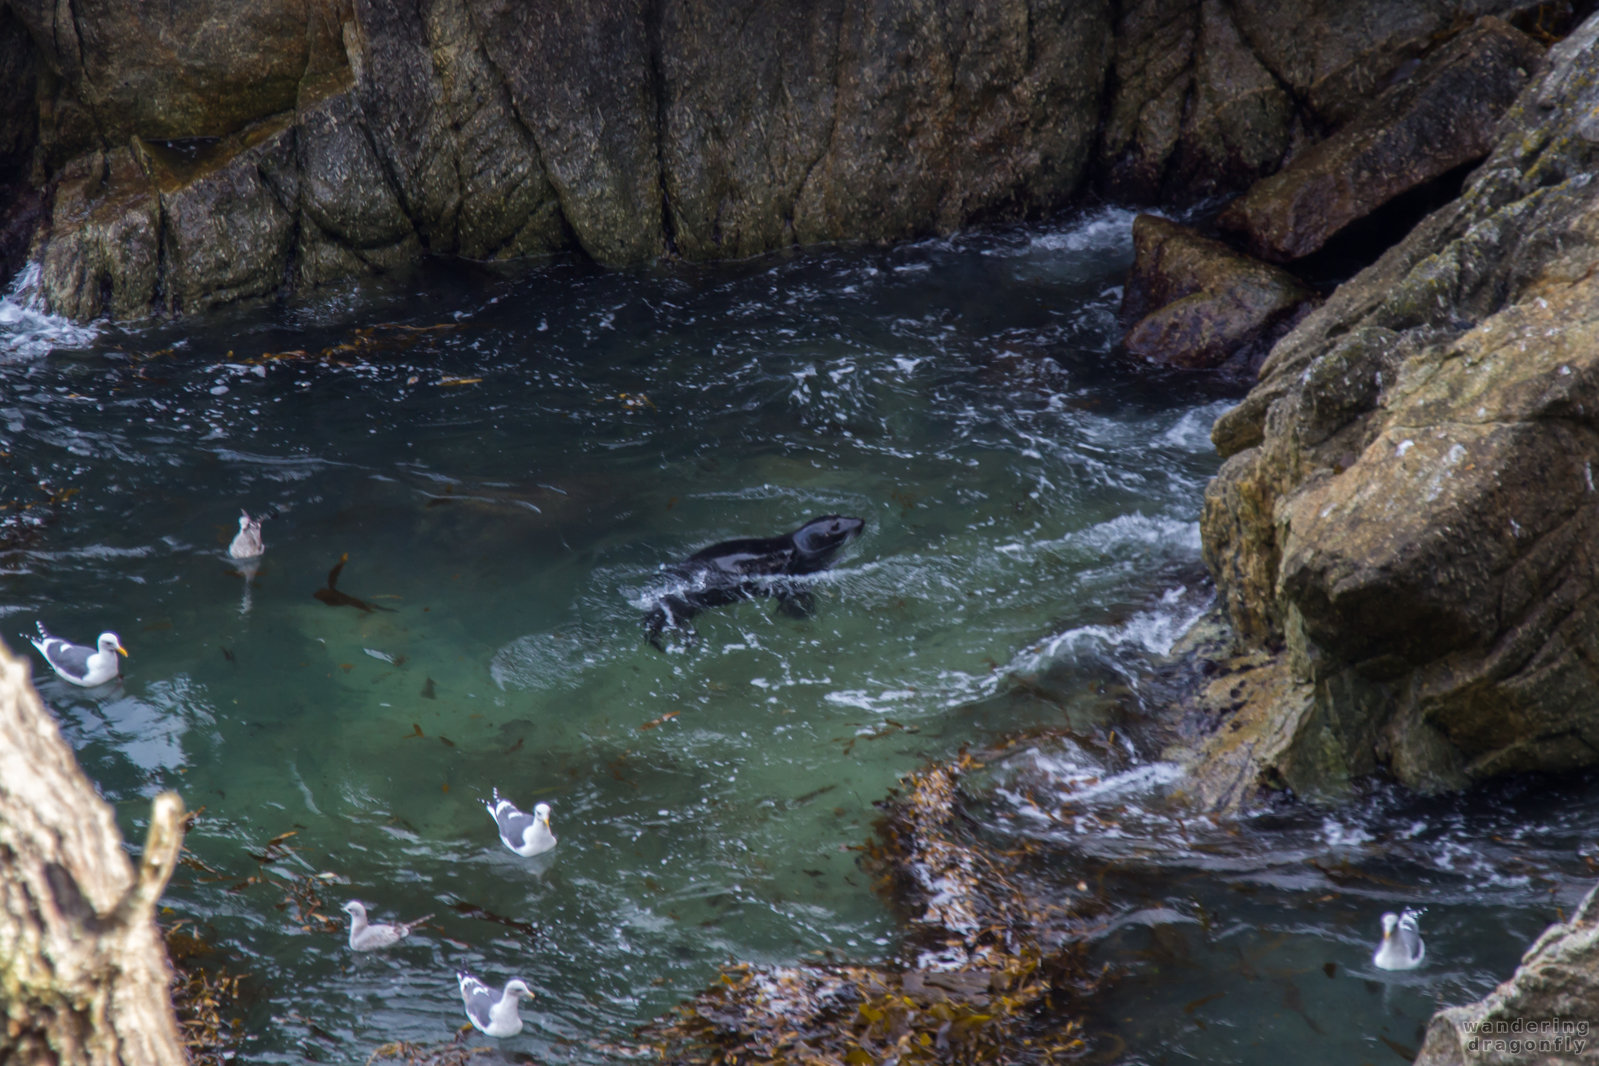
[644,515,865,649]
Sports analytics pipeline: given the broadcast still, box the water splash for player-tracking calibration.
[0,263,101,363]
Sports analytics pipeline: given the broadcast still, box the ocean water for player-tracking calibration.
[1,211,1592,1063]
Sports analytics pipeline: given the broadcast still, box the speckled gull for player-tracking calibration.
[457,971,534,1037]
[1372,907,1425,970]
[484,788,557,857]
[229,509,264,559]
[25,622,126,687]
[340,900,432,951]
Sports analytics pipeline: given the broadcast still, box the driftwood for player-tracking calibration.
[0,637,187,1065]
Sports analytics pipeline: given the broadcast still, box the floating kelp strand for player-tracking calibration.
[314,552,395,612]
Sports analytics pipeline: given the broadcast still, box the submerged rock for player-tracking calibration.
[644,755,1101,1064]
[1415,881,1599,1065]
[1121,214,1317,372]
[1195,9,1599,800]
[1217,17,1544,262]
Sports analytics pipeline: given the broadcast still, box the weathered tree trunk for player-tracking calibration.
[0,637,187,1065]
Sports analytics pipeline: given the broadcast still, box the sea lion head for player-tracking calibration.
[790,515,865,566]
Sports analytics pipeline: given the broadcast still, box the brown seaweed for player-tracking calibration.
[314,553,395,612]
[165,920,249,1065]
[643,753,1106,1065]
[367,1043,500,1066]
[447,897,541,941]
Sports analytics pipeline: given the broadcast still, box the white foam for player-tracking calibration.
[1027,585,1211,666]
[0,263,101,363]
[1155,402,1233,453]
[992,206,1142,258]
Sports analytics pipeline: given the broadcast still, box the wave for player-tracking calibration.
[0,263,101,363]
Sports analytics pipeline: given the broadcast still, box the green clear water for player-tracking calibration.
[2,212,1594,1064]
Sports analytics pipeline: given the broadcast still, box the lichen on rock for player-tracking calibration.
[1193,8,1599,802]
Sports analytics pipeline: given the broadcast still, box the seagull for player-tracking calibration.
[457,971,534,1038]
[25,623,126,687]
[340,900,432,951]
[484,788,557,857]
[1372,907,1425,970]
[229,509,264,559]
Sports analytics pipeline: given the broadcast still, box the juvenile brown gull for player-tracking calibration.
[340,900,432,951]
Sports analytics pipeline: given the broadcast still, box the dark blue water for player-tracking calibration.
[1,212,1592,1064]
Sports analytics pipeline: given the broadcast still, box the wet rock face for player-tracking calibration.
[1217,17,1545,262]
[5,0,1546,320]
[18,0,1114,318]
[10,0,352,165]
[1095,0,1540,204]
[1121,214,1317,372]
[1415,882,1599,1065]
[1198,10,1599,798]
[664,0,1112,258]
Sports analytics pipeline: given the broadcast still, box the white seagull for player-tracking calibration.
[457,971,534,1037]
[484,788,557,857]
[1372,907,1426,970]
[25,623,127,687]
[229,509,264,559]
[340,900,432,951]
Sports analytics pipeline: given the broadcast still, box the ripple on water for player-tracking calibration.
[16,209,1577,1066]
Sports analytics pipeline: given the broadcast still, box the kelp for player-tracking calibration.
[243,322,460,370]
[315,552,396,613]
[367,1042,503,1065]
[0,481,75,553]
[644,751,1107,1065]
[164,920,248,1064]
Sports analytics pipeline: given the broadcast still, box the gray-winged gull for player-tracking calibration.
[484,788,557,857]
[1372,907,1425,970]
[25,623,126,687]
[340,900,433,951]
[457,971,534,1037]
[229,509,264,559]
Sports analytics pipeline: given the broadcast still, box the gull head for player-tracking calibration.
[98,632,128,657]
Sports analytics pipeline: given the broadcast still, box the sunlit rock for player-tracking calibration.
[1196,10,1599,798]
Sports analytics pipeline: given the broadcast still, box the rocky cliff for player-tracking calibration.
[0,0,1550,320]
[1187,9,1599,805]
[1415,880,1599,1065]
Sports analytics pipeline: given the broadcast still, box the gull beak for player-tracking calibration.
[116,643,129,657]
